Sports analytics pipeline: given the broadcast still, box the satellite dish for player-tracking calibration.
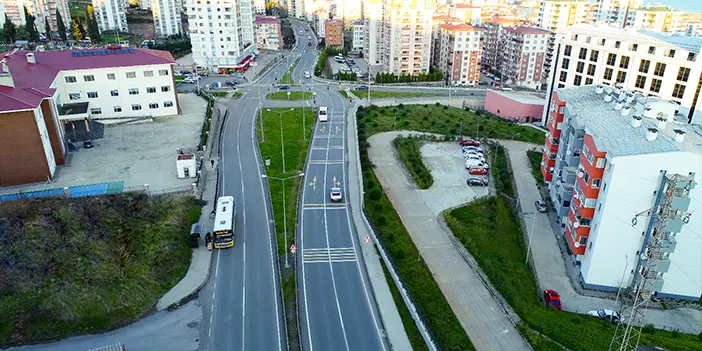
[640,252,647,261]
[574,241,581,248]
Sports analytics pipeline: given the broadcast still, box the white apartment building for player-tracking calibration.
[363,0,383,69]
[541,85,701,300]
[596,0,642,27]
[253,0,265,14]
[546,24,701,124]
[92,0,129,32]
[447,4,481,26]
[500,26,550,89]
[436,24,483,86]
[352,19,364,53]
[185,0,256,71]
[0,0,70,35]
[152,0,183,37]
[625,5,683,32]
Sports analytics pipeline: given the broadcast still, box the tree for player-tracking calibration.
[56,9,67,41]
[44,17,51,38]
[85,5,101,42]
[23,6,39,42]
[71,19,82,41]
[3,14,16,43]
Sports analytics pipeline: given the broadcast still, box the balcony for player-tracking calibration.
[545,137,560,153]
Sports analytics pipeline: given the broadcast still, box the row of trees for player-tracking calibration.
[374,69,444,84]
[1,6,100,44]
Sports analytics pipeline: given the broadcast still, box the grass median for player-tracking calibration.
[527,150,545,186]
[394,137,433,189]
[257,107,315,351]
[266,91,310,101]
[351,90,442,99]
[280,58,300,85]
[0,194,202,346]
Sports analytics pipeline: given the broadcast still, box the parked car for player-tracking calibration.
[465,160,488,170]
[535,200,547,212]
[468,168,488,175]
[279,85,291,90]
[467,177,488,187]
[464,154,486,163]
[330,187,343,202]
[587,309,620,323]
[225,80,239,86]
[462,146,483,153]
[355,85,369,91]
[543,290,562,310]
[460,138,481,147]
[182,76,199,84]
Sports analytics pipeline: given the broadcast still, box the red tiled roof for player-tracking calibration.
[0,85,55,112]
[439,23,483,32]
[453,4,479,9]
[505,26,551,35]
[1,48,175,89]
[256,15,280,24]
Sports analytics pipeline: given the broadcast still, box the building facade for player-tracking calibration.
[545,24,702,124]
[92,0,129,32]
[325,18,343,47]
[185,0,256,71]
[484,89,544,122]
[352,19,364,53]
[436,24,482,86]
[255,16,283,51]
[447,4,481,26]
[625,5,683,32]
[500,26,550,89]
[596,0,642,27]
[431,15,461,68]
[541,85,701,300]
[377,0,435,76]
[152,0,183,36]
[0,0,71,35]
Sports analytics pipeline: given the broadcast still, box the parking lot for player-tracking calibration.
[0,94,208,198]
[416,141,491,216]
[327,55,368,77]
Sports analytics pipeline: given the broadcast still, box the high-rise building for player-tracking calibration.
[255,15,282,51]
[431,15,461,67]
[541,84,701,300]
[481,17,519,68]
[152,0,183,37]
[0,0,71,35]
[185,0,256,72]
[253,0,265,14]
[498,26,550,89]
[363,0,383,69]
[352,19,364,53]
[596,0,642,27]
[545,24,702,124]
[325,18,343,47]
[447,4,481,26]
[625,5,683,32]
[92,0,129,32]
[436,24,483,86]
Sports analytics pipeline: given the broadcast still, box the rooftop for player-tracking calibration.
[564,24,702,53]
[490,89,545,105]
[255,15,280,24]
[438,23,483,31]
[556,85,702,157]
[0,85,56,112]
[504,25,551,35]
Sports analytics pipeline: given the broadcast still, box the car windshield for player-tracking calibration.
[331,188,341,196]
[598,310,606,317]
[551,300,561,306]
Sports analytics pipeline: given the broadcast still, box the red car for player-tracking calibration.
[460,138,481,147]
[543,290,562,310]
[468,168,488,175]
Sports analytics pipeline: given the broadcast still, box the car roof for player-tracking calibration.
[331,187,341,191]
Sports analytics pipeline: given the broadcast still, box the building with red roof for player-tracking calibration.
[255,16,283,51]
[436,24,484,86]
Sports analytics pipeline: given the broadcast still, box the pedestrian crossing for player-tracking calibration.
[303,247,357,263]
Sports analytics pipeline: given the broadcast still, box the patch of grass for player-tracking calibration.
[0,194,202,346]
[339,91,349,98]
[394,137,433,189]
[527,150,545,186]
[351,90,442,99]
[280,59,300,85]
[232,92,242,99]
[210,91,229,97]
[356,104,544,144]
[199,94,214,149]
[486,140,514,197]
[266,91,310,101]
[377,249,429,351]
[175,76,185,82]
[517,325,566,351]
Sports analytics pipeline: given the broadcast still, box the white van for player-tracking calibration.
[304,71,311,78]
[318,107,328,122]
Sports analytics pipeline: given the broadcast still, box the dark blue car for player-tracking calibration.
[280,85,291,90]
[355,85,369,91]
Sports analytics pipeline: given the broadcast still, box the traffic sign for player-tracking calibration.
[290,245,297,254]
[364,235,370,244]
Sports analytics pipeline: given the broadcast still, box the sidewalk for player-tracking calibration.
[501,140,702,334]
[367,131,530,351]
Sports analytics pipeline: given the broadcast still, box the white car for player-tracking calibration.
[330,187,343,202]
[465,159,488,170]
[462,146,483,153]
[464,154,486,163]
[182,76,199,84]
[304,71,311,78]
[587,309,620,322]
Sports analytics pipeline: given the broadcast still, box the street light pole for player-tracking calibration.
[261,173,304,269]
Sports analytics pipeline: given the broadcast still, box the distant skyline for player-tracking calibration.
[653,0,701,13]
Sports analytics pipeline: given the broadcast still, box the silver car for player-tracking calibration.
[330,187,343,202]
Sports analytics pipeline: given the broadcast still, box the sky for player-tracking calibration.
[654,0,701,13]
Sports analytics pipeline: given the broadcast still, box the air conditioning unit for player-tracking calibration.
[577,170,584,178]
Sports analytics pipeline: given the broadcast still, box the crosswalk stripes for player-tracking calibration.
[303,247,356,263]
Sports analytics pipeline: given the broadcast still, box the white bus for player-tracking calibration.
[213,196,235,248]
[318,106,328,122]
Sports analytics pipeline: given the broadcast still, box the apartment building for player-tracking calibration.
[325,18,343,47]
[255,16,282,51]
[596,0,642,27]
[379,0,435,76]
[0,48,179,185]
[545,24,702,125]
[363,0,383,68]
[436,24,483,86]
[92,0,129,32]
[481,17,519,68]
[447,4,481,26]
[431,15,461,70]
[625,5,683,32]
[541,84,701,300]
[482,24,549,89]
[253,0,264,14]
[152,0,183,36]
[352,19,364,53]
[185,0,256,71]
[0,0,70,35]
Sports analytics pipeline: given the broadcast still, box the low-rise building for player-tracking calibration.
[541,84,701,300]
[436,24,483,86]
[255,16,283,51]
[325,19,344,48]
[483,89,544,122]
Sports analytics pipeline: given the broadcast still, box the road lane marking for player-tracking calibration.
[237,109,248,351]
[311,146,343,150]
[309,160,343,164]
[308,175,317,190]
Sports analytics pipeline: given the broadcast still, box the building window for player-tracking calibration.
[562,58,570,69]
[69,93,80,100]
[606,53,616,66]
[584,198,597,208]
[672,84,686,99]
[161,86,171,92]
[653,62,666,76]
[688,53,696,61]
[149,103,159,109]
[616,71,626,83]
[107,73,116,80]
[639,59,650,73]
[603,68,613,80]
[132,104,142,111]
[84,75,95,82]
[126,72,137,78]
[144,70,154,77]
[579,236,588,245]
[114,106,122,113]
[110,90,119,97]
[677,67,690,82]
[574,75,582,86]
[592,178,601,188]
[129,88,139,95]
[648,46,656,54]
[159,69,169,76]
[585,78,593,85]
[666,49,676,58]
[587,64,596,76]
[65,76,77,83]
[164,101,174,107]
[559,71,567,82]
[87,91,98,98]
[635,75,646,89]
[90,108,102,115]
[650,78,662,93]
[629,43,638,51]
[590,50,599,62]
[615,41,621,49]
[576,62,584,73]
[595,158,606,168]
[578,48,587,60]
[619,56,630,69]
[564,45,572,56]
[147,87,157,93]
